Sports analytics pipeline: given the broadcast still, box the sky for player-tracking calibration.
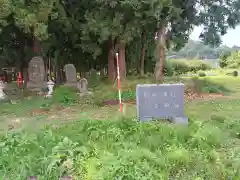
[190,25,240,47]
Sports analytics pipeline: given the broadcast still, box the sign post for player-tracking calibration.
[116,53,123,112]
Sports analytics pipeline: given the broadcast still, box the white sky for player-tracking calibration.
[190,25,240,47]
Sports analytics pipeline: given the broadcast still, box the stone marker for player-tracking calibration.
[136,83,188,124]
[28,176,37,180]
[60,176,72,180]
[0,81,6,100]
[45,80,55,98]
[88,68,99,87]
[27,56,45,90]
[77,78,88,94]
[64,64,77,87]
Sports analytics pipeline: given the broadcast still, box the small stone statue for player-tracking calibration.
[77,78,89,95]
[45,80,55,98]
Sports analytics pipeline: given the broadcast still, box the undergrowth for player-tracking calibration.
[0,118,239,179]
[52,86,79,105]
[190,77,231,94]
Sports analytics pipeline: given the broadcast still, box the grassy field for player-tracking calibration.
[0,76,240,179]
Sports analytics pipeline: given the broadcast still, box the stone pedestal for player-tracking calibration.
[0,81,6,100]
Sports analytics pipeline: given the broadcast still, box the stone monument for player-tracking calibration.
[88,68,99,87]
[77,78,88,95]
[27,56,46,90]
[136,83,188,124]
[64,64,77,87]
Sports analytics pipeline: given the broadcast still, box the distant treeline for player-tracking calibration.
[168,40,240,60]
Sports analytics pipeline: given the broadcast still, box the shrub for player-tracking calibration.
[52,86,79,105]
[232,71,238,77]
[187,77,230,94]
[198,71,206,77]
[165,59,211,76]
[0,118,237,179]
[219,52,231,68]
[88,69,100,88]
[224,51,240,68]
[170,59,189,75]
[226,70,239,77]
[188,60,211,72]
[228,62,239,69]
[164,60,174,76]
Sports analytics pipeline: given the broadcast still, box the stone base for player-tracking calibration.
[64,82,77,88]
[27,81,46,91]
[169,116,188,125]
[45,94,52,98]
[79,91,91,96]
[0,96,9,103]
[139,116,188,125]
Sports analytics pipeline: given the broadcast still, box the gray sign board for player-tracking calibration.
[136,84,188,124]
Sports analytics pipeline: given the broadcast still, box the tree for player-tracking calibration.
[219,52,231,68]
[0,0,239,83]
[153,0,240,82]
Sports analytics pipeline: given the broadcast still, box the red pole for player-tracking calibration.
[17,72,23,88]
[116,53,123,112]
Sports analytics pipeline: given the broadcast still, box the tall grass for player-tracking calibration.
[0,118,239,179]
[165,59,212,76]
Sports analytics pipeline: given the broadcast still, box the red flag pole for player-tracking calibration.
[17,72,23,88]
[116,53,123,112]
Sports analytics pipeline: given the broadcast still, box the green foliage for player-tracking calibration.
[228,62,239,69]
[169,40,234,59]
[165,59,211,75]
[219,52,231,68]
[52,86,79,105]
[226,51,240,68]
[226,70,239,77]
[219,51,240,68]
[164,59,174,76]
[168,60,189,75]
[198,71,206,77]
[232,70,238,77]
[0,117,239,179]
[0,0,239,74]
[188,60,212,72]
[88,69,100,88]
[191,77,231,94]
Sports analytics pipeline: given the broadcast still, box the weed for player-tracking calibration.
[198,71,206,77]
[0,118,239,179]
[52,86,79,105]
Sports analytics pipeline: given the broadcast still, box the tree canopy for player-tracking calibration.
[0,0,239,81]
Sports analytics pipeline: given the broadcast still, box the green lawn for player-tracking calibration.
[0,76,240,179]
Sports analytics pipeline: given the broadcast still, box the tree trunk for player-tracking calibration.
[20,51,28,88]
[119,42,126,79]
[23,68,28,88]
[100,69,105,79]
[45,61,48,81]
[53,65,57,82]
[108,39,116,82]
[55,61,61,84]
[155,26,167,83]
[140,31,147,76]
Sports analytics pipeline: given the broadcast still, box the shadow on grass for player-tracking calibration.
[186,77,234,95]
[99,76,234,106]
[0,97,52,116]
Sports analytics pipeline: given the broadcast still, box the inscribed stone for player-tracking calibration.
[136,83,187,124]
